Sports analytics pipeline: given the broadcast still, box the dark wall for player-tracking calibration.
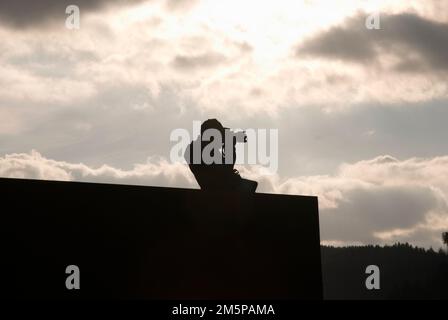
[1,178,322,300]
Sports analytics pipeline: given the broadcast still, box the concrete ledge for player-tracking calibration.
[1,177,322,299]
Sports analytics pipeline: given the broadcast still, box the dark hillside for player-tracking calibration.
[322,244,448,299]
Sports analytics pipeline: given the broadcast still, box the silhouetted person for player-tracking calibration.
[185,119,258,192]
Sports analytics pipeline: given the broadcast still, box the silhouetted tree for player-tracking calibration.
[443,232,448,252]
[321,243,448,299]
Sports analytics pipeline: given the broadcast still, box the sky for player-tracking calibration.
[1,0,448,248]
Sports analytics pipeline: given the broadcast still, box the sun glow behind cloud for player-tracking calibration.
[2,0,446,117]
[114,0,397,64]
[77,0,448,115]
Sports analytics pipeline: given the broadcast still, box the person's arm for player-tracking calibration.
[222,136,237,170]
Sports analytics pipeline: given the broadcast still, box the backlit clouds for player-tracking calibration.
[260,155,448,248]
[297,13,448,72]
[1,151,448,248]
[0,0,146,28]
[171,52,227,71]
[1,0,448,248]
[2,0,448,113]
[0,150,195,187]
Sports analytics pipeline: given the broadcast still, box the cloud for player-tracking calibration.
[240,154,448,248]
[2,151,448,248]
[0,0,148,29]
[273,155,448,248]
[2,1,448,115]
[0,150,196,188]
[165,0,199,11]
[322,186,443,245]
[171,52,227,71]
[297,13,448,72]
[0,0,203,29]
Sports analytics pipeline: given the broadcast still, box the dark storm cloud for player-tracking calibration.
[0,0,145,28]
[296,13,448,72]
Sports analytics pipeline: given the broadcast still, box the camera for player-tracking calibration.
[225,128,247,143]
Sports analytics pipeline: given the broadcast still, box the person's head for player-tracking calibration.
[201,119,225,142]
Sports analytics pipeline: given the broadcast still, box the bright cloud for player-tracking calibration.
[2,0,448,117]
[0,150,195,187]
[2,151,448,249]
